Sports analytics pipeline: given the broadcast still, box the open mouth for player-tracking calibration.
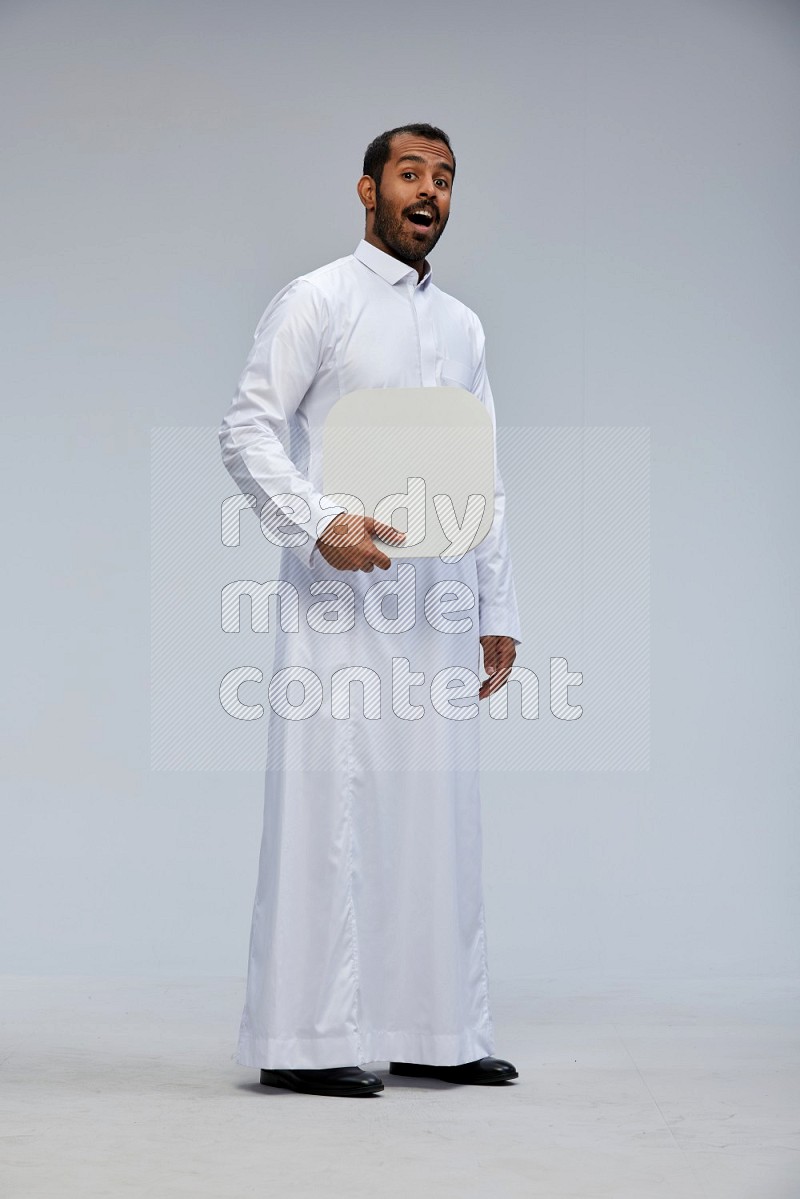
[406,208,436,229]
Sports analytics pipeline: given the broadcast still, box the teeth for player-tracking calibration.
[411,209,433,218]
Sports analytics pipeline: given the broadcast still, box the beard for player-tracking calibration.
[372,181,447,264]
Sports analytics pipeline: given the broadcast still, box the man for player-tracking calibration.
[219,123,522,1098]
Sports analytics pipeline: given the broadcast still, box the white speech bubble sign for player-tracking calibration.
[322,387,495,559]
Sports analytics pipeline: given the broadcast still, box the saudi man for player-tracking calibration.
[218,123,522,1097]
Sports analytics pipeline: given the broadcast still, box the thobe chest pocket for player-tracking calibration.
[440,359,475,391]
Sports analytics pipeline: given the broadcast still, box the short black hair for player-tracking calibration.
[363,123,456,191]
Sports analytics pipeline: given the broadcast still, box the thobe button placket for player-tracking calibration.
[402,276,424,386]
[414,283,438,387]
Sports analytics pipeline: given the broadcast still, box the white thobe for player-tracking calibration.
[219,238,522,1069]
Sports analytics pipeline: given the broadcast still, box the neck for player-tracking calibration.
[364,229,427,282]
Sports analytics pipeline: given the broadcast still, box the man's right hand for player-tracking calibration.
[316,513,406,572]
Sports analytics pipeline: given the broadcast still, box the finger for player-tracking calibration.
[366,516,406,542]
[375,526,406,544]
[487,665,512,694]
[374,518,405,535]
[479,665,512,699]
[369,546,393,570]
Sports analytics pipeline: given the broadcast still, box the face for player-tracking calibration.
[359,132,454,265]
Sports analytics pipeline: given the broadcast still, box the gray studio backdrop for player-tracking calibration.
[2,0,798,982]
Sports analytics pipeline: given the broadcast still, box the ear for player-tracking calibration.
[357,174,376,211]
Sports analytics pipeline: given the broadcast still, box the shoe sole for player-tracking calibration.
[260,1071,384,1097]
[389,1066,518,1084]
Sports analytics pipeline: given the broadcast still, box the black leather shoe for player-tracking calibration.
[260,1066,384,1096]
[389,1056,518,1084]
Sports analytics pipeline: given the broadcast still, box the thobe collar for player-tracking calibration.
[353,238,433,290]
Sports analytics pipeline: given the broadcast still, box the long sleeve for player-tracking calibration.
[471,320,523,645]
[218,277,347,569]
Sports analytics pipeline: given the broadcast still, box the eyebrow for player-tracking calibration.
[395,153,454,176]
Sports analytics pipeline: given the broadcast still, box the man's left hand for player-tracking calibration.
[478,635,517,700]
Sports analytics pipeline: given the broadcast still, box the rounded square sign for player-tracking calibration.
[322,387,495,558]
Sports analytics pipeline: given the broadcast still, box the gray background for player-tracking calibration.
[2,0,798,983]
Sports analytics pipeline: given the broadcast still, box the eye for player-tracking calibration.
[435,178,449,188]
[402,172,416,179]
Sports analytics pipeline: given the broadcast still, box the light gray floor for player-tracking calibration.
[1,975,797,1198]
